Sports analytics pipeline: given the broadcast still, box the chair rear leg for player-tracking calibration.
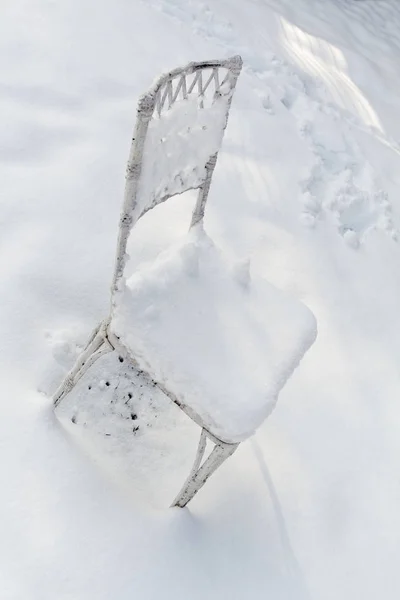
[172,430,238,508]
[53,321,112,407]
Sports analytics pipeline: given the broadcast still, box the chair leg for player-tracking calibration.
[53,323,238,508]
[172,429,239,508]
[53,321,113,407]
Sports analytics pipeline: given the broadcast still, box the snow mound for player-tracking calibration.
[112,225,317,443]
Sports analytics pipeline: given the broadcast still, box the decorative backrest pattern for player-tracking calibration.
[111,56,242,294]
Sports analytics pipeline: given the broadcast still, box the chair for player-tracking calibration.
[53,56,317,507]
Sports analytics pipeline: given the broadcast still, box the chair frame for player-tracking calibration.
[53,56,243,507]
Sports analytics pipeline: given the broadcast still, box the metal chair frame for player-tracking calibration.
[54,56,243,507]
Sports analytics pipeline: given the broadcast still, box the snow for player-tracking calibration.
[2,0,400,598]
[55,351,200,507]
[113,225,316,443]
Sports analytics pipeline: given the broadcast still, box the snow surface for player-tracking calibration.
[113,225,316,443]
[55,351,201,508]
[2,0,400,598]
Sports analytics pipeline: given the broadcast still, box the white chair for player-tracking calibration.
[54,56,317,507]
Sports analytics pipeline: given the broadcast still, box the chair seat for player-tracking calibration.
[111,227,316,443]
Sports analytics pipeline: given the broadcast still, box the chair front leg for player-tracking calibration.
[172,429,238,508]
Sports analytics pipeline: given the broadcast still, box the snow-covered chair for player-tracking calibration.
[54,56,317,507]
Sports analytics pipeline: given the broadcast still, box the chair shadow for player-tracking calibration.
[250,438,311,600]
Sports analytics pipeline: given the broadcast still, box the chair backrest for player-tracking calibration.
[111,55,242,294]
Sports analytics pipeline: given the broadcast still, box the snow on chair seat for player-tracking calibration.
[111,226,317,445]
[53,56,317,507]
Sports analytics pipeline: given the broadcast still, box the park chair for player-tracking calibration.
[53,56,317,507]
